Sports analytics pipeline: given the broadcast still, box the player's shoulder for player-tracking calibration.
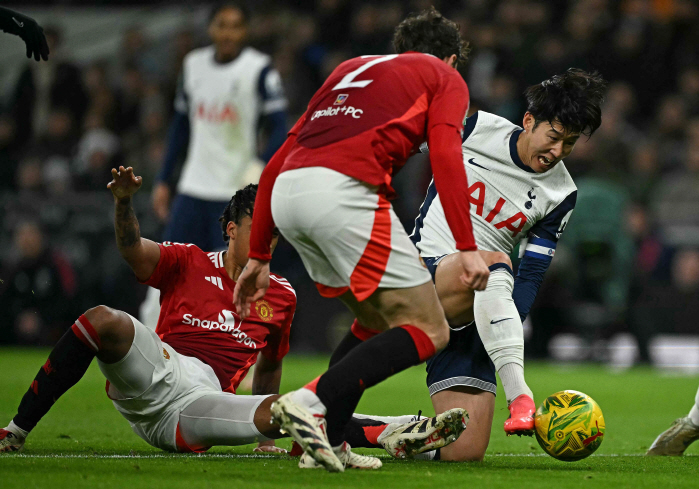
[240,46,272,63]
[267,273,297,304]
[470,110,519,133]
[183,46,215,68]
[549,162,577,196]
[238,46,273,72]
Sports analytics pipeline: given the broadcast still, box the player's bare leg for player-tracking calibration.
[1,305,135,452]
[434,251,535,435]
[430,387,494,461]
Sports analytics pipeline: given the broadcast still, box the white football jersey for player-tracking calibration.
[411,111,577,259]
[175,46,287,201]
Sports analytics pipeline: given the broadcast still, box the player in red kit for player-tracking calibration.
[0,169,295,454]
[234,8,490,472]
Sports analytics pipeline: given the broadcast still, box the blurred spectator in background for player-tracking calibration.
[0,221,77,345]
[630,249,699,363]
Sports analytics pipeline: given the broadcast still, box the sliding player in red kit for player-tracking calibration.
[234,8,490,472]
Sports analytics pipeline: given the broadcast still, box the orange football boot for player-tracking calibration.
[504,394,535,436]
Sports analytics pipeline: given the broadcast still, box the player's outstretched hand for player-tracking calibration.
[0,7,50,61]
[108,166,143,200]
[233,258,270,319]
[253,440,287,454]
[458,250,490,291]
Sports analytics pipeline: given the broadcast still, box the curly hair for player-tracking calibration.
[525,68,608,137]
[219,184,257,242]
[392,7,470,67]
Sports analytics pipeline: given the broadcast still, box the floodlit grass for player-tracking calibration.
[1,349,698,488]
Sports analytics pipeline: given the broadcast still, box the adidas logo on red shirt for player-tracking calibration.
[205,276,223,290]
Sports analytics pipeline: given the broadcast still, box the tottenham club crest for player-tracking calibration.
[255,300,274,322]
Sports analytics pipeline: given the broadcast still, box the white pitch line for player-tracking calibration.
[6,453,696,459]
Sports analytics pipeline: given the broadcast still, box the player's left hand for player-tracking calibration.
[253,440,287,454]
[233,258,270,319]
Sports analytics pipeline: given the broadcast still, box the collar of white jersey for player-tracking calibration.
[509,129,536,174]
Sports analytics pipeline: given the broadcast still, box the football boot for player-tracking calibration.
[299,442,382,469]
[270,392,344,472]
[378,408,468,459]
[0,429,25,453]
[647,417,699,456]
[504,394,535,436]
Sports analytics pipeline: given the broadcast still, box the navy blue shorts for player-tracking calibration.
[162,194,229,251]
[422,255,497,396]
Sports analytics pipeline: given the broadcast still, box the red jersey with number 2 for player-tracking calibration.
[282,52,470,196]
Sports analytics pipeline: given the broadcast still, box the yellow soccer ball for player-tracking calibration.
[534,390,605,461]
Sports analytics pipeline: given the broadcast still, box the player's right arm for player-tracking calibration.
[108,166,161,282]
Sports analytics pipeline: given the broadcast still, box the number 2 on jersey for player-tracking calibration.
[332,55,398,91]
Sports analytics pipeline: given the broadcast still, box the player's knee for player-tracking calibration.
[448,449,486,462]
[485,251,512,270]
[429,320,450,352]
[441,439,487,462]
[84,305,130,343]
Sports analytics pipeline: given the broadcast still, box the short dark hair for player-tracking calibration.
[393,7,469,67]
[209,1,249,25]
[525,68,607,137]
[219,184,257,242]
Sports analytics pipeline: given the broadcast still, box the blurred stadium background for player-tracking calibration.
[1,0,698,372]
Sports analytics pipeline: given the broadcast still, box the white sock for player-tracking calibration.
[689,386,699,427]
[413,450,437,460]
[352,413,417,424]
[498,363,534,405]
[290,388,327,416]
[473,267,532,404]
[6,420,29,439]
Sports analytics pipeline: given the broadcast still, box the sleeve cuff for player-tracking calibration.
[456,242,478,252]
[248,251,272,262]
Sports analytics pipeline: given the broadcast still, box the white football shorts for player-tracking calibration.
[271,167,431,301]
[98,315,269,452]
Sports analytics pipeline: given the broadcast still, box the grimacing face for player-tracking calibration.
[227,216,279,267]
[520,112,581,173]
[209,7,247,61]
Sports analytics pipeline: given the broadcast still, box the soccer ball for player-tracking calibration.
[534,390,605,461]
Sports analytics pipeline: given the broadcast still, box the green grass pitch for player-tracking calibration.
[1,348,698,488]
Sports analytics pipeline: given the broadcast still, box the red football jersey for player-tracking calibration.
[142,242,296,393]
[282,52,469,195]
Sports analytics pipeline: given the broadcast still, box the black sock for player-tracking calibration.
[329,330,364,367]
[13,316,98,432]
[315,325,433,446]
[343,416,389,448]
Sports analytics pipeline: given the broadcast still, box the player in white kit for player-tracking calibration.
[330,69,607,461]
[142,2,289,325]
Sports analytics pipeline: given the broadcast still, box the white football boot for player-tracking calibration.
[270,392,344,472]
[378,408,468,459]
[0,428,25,453]
[299,442,382,470]
[647,417,699,456]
